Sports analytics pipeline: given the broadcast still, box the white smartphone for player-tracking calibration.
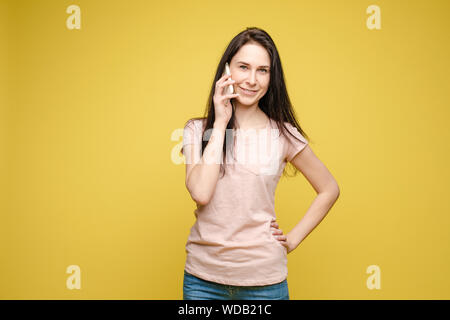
[224,62,234,94]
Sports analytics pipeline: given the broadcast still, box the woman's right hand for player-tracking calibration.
[213,74,240,126]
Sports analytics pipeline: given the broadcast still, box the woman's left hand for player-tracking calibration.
[271,220,295,254]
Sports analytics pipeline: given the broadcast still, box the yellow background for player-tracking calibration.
[1,0,449,299]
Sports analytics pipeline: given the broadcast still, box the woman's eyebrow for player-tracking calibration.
[237,61,270,68]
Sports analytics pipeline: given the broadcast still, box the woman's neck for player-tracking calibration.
[234,103,267,129]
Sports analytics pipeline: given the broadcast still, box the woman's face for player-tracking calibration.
[229,43,271,105]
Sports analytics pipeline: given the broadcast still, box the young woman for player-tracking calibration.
[181,27,340,300]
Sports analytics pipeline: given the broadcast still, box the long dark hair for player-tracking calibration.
[183,27,311,178]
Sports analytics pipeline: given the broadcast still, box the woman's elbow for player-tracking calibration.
[331,182,340,200]
[193,195,210,206]
[322,181,340,200]
[189,189,211,206]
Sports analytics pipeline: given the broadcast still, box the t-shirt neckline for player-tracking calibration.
[237,117,271,131]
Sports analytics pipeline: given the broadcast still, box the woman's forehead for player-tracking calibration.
[232,43,270,65]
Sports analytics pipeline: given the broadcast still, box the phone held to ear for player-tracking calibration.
[224,62,234,95]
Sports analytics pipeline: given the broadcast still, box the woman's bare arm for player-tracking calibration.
[184,120,228,206]
[184,72,238,206]
[284,145,340,251]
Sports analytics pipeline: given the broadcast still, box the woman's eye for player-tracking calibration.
[239,65,268,73]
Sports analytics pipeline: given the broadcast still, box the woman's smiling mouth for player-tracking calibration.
[239,86,258,96]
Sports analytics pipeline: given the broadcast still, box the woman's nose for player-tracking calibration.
[246,71,257,85]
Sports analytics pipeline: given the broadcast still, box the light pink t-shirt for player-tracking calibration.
[182,117,308,286]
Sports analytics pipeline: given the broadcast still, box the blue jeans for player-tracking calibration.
[183,270,290,300]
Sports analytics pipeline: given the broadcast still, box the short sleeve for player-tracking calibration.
[182,120,196,148]
[284,122,308,162]
[181,119,203,161]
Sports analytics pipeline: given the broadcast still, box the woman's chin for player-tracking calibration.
[234,96,258,105]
